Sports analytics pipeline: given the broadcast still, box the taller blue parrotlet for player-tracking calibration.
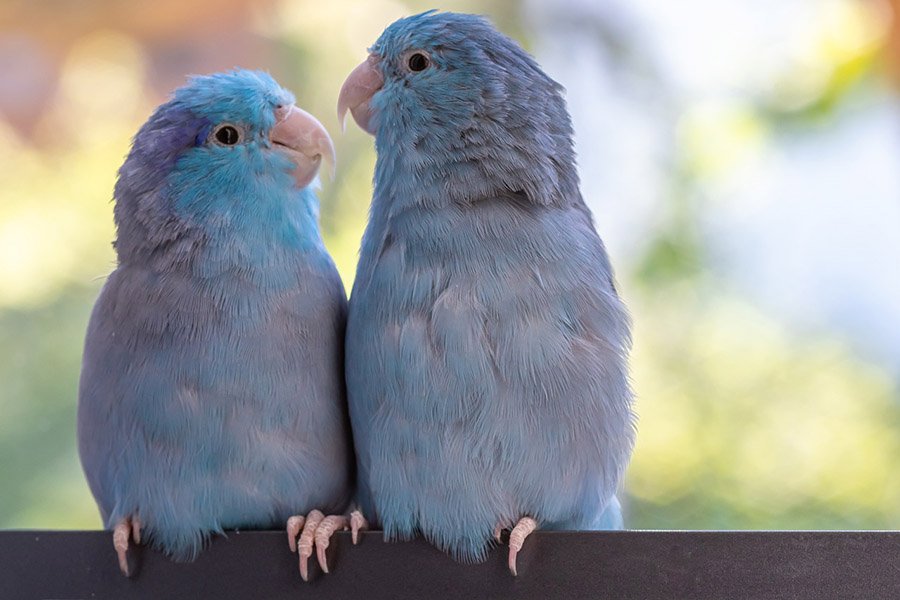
[77,70,352,577]
[338,11,636,574]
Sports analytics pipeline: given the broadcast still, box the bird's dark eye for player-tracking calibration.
[408,52,430,72]
[212,124,241,146]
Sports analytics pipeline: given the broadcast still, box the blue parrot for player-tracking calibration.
[77,69,352,579]
[338,11,636,574]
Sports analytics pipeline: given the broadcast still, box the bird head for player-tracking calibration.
[114,69,335,264]
[337,11,577,206]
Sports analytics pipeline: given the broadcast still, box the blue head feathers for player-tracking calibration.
[114,69,334,268]
[338,11,579,208]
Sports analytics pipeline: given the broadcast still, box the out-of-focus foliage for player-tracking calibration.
[619,0,900,529]
[0,0,897,531]
[628,283,900,529]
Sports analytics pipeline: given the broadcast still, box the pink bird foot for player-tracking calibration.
[507,516,538,576]
[313,510,369,574]
[314,515,348,573]
[349,509,369,545]
[287,509,370,580]
[493,523,506,544]
[112,515,141,577]
[287,509,368,581]
[287,510,324,581]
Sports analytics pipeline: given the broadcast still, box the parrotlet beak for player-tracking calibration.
[337,55,383,135]
[270,105,336,188]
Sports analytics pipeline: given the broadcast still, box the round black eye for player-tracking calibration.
[213,125,241,146]
[408,52,430,72]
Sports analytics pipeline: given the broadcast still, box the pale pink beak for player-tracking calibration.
[270,104,336,188]
[337,54,384,135]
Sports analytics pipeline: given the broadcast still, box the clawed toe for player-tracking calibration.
[286,509,369,581]
[506,516,538,576]
[296,510,323,581]
[112,516,141,577]
[349,510,369,545]
[493,524,505,544]
[286,515,306,553]
[315,515,350,573]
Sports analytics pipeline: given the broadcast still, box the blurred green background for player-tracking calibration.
[1,0,898,530]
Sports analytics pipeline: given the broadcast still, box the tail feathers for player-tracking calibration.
[590,496,624,530]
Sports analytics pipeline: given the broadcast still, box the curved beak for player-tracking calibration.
[270,105,336,188]
[337,54,383,136]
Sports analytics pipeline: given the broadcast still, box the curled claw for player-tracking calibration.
[131,516,142,544]
[298,510,324,582]
[286,515,306,553]
[112,516,141,577]
[315,515,349,573]
[507,517,538,576]
[493,524,504,544]
[113,521,130,576]
[349,510,369,545]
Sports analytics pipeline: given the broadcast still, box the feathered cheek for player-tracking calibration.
[266,151,298,185]
[200,147,264,191]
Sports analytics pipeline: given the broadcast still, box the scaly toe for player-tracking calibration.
[507,517,538,576]
[131,516,142,545]
[113,518,133,577]
[286,515,306,553]
[315,515,349,573]
[349,510,369,545]
[493,524,504,544]
[298,510,324,581]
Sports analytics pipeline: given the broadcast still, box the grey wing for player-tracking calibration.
[77,271,144,525]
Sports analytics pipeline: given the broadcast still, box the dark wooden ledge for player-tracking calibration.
[2,530,899,599]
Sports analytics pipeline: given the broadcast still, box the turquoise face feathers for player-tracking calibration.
[113,69,334,267]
